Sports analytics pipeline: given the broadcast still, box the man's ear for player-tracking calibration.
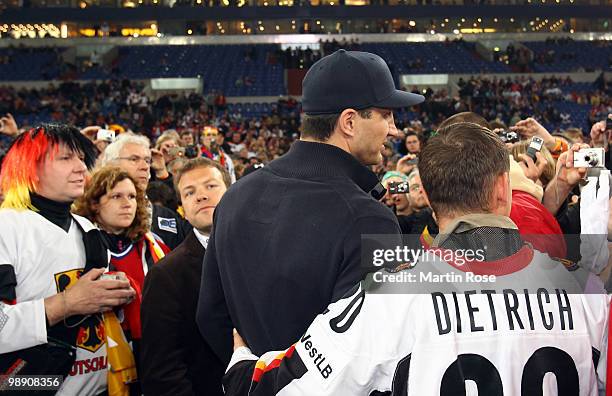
[337,109,358,138]
[493,172,512,216]
[418,187,441,225]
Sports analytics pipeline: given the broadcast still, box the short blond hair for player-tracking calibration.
[155,130,181,150]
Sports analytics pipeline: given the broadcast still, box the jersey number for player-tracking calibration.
[440,347,579,395]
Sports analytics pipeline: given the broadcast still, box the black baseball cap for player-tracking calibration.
[302,49,425,115]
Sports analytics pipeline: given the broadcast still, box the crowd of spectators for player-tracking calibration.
[1,73,610,174]
[499,38,612,73]
[405,73,611,131]
[0,47,612,396]
[1,99,611,393]
[0,79,304,178]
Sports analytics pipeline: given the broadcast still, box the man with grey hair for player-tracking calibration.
[101,133,191,249]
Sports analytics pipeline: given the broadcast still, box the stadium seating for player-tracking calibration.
[0,41,511,86]
[1,41,606,133]
[360,42,511,74]
[2,41,607,88]
[522,40,612,73]
[0,47,63,81]
[113,44,284,96]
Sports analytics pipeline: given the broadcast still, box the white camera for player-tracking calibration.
[99,272,123,281]
[573,148,605,168]
[96,129,116,143]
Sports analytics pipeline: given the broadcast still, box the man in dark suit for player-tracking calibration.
[140,157,231,396]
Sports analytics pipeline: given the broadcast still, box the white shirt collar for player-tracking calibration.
[193,228,209,249]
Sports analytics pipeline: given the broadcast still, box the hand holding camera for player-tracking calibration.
[517,151,548,184]
[556,143,592,187]
[543,142,597,215]
[99,271,128,282]
[54,268,135,321]
[510,117,555,147]
[167,146,186,159]
[525,136,544,162]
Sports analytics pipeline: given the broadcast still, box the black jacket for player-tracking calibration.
[151,204,192,250]
[196,141,401,363]
[140,231,224,396]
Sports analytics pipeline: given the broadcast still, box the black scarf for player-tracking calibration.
[30,193,72,232]
[31,193,109,271]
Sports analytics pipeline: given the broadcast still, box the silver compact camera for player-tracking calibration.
[573,148,605,168]
[100,272,123,281]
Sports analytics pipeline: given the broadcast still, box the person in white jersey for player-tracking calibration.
[223,121,611,396]
[0,123,135,395]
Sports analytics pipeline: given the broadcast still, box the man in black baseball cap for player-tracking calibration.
[197,49,424,367]
[302,49,424,115]
[297,49,424,166]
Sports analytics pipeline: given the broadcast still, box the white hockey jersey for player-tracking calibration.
[0,209,107,396]
[224,246,610,396]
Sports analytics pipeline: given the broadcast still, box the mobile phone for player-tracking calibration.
[526,136,544,162]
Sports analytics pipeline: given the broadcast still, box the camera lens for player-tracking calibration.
[585,155,599,167]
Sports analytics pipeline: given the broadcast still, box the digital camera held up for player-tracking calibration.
[573,148,605,168]
[497,130,520,144]
[387,181,409,194]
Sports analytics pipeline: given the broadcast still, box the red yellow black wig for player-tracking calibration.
[0,123,97,210]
